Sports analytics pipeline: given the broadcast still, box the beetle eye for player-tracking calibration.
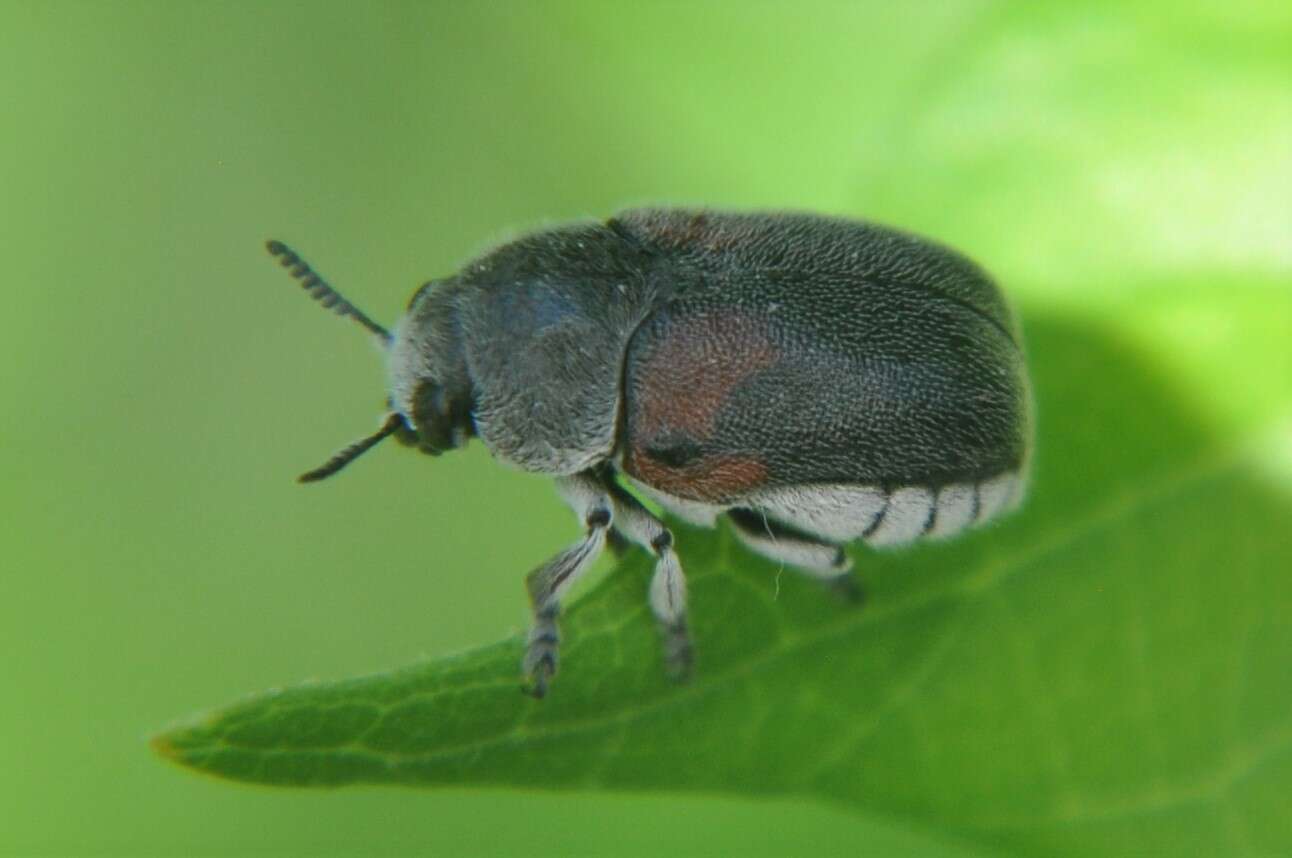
[645,439,703,468]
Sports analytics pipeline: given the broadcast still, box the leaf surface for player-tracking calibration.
[157,283,1292,856]
[154,3,1292,852]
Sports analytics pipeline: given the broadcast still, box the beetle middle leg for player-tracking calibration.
[523,473,613,698]
[726,508,861,602]
[599,473,693,682]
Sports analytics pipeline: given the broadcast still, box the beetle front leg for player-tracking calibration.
[601,478,693,681]
[523,474,613,698]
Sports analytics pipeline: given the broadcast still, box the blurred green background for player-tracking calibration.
[2,1,1289,855]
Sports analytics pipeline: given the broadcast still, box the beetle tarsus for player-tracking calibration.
[661,618,694,682]
[522,613,560,698]
[522,648,556,699]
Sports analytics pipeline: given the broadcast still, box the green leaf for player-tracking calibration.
[155,281,1292,856]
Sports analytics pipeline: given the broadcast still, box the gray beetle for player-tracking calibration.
[267,209,1032,697]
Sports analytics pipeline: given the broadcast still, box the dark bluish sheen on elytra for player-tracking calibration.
[265,209,1032,696]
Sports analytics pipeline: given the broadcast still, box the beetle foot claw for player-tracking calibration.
[522,673,549,699]
[522,656,556,698]
[522,625,559,698]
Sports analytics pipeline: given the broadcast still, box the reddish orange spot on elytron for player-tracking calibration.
[626,310,779,502]
[636,312,779,438]
[628,451,769,502]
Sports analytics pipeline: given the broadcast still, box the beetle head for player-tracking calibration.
[387,279,474,457]
[266,241,473,482]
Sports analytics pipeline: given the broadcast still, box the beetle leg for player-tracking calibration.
[726,508,861,603]
[599,477,693,681]
[522,473,613,698]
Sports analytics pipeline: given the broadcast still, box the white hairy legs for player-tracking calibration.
[602,477,692,680]
[523,474,613,697]
[523,470,692,697]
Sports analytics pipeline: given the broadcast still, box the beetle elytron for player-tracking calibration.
[266,209,1032,697]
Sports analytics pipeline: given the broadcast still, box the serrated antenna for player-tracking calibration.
[265,239,391,345]
[297,412,404,483]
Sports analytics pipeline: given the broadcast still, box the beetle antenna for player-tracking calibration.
[299,413,404,483]
[266,240,392,345]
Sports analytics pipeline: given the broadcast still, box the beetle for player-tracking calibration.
[266,209,1032,697]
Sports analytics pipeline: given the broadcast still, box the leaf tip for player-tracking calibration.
[149,730,181,762]
[149,717,215,773]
